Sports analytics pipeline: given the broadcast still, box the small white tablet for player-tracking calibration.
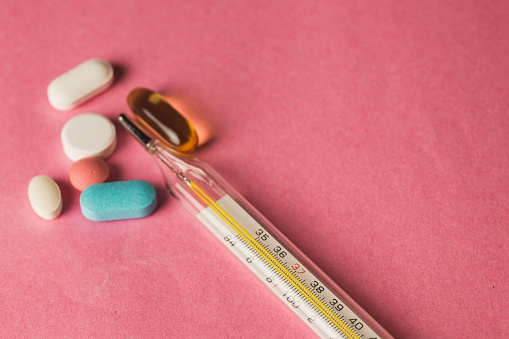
[47,58,114,111]
[28,175,62,220]
[61,113,117,161]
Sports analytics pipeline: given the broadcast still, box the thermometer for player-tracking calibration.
[119,114,393,339]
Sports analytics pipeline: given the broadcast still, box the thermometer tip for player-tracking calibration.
[118,113,153,147]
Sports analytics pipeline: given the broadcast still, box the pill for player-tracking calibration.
[69,157,110,191]
[80,180,157,221]
[47,58,114,111]
[127,88,198,153]
[61,113,117,161]
[28,175,63,220]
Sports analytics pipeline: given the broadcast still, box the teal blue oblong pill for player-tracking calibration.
[80,180,157,221]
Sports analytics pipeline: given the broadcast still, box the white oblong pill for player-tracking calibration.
[61,113,117,161]
[47,58,114,111]
[28,175,62,220]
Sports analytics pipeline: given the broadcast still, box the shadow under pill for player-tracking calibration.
[110,63,126,86]
[154,184,170,207]
[106,162,122,182]
[112,119,131,149]
[55,179,74,215]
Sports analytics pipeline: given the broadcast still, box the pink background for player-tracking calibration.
[1,1,508,338]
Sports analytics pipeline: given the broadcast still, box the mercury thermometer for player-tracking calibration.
[119,114,393,339]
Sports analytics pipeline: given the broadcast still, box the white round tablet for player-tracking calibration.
[61,113,117,161]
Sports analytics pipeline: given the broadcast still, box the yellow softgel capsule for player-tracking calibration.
[127,88,198,153]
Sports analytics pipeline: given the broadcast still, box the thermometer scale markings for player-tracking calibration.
[189,180,379,339]
[117,114,389,338]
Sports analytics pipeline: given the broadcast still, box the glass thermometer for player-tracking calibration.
[119,114,393,339]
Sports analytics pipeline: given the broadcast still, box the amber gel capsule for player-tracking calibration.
[127,88,198,153]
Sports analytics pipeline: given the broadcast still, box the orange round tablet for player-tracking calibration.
[69,157,110,191]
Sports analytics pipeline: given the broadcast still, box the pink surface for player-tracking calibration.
[1,1,508,338]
